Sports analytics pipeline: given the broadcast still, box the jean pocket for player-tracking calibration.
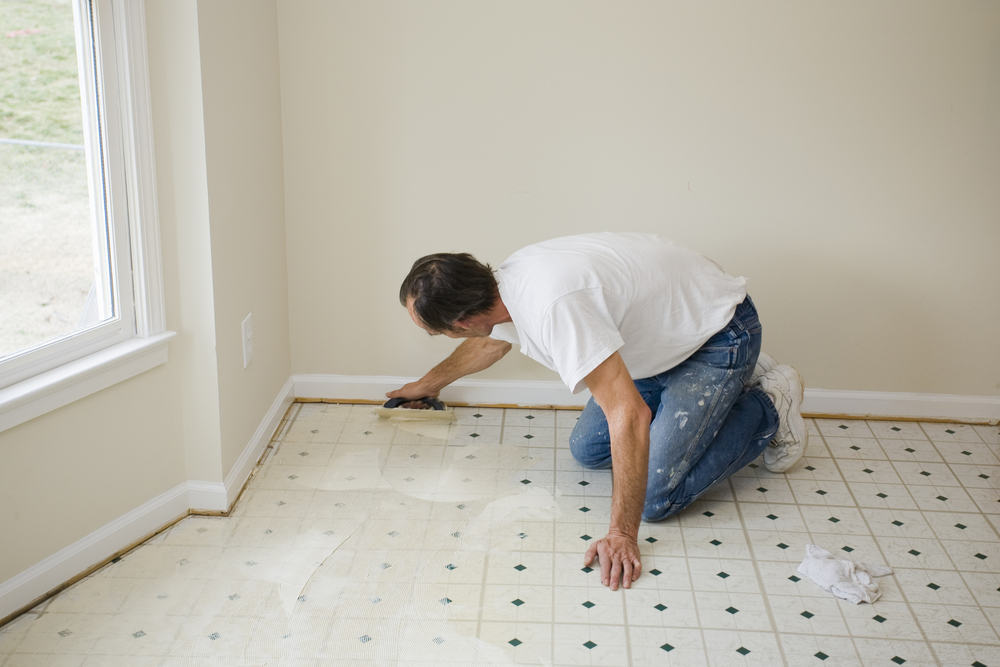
[692,331,740,369]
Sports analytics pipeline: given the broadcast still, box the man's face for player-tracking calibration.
[406,297,492,339]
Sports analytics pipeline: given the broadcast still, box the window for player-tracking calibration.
[0,0,172,432]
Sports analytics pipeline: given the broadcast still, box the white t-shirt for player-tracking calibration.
[489,233,748,394]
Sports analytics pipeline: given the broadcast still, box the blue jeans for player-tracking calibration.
[569,296,780,521]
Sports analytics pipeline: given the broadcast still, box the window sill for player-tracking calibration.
[0,331,176,434]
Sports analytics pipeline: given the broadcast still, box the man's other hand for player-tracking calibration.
[583,530,642,591]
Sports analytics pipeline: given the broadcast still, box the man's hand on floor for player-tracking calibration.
[584,529,642,591]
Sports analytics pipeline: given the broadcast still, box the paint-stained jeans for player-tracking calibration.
[569,296,780,521]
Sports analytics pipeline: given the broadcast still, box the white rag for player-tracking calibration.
[796,544,893,604]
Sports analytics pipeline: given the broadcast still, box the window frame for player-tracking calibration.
[0,0,173,433]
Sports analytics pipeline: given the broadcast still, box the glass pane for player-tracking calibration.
[0,0,102,360]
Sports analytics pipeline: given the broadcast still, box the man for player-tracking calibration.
[387,232,806,591]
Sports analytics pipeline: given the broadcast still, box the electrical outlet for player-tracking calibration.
[241,312,253,368]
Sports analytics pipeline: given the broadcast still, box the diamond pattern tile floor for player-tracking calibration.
[1,404,998,666]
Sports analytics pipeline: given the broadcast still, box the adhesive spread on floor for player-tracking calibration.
[4,405,999,666]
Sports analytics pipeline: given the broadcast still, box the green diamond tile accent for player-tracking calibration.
[520,479,531,485]
[582,601,595,608]
[582,566,593,573]
[805,465,816,471]
[920,471,931,477]
[445,564,457,570]
[737,647,751,655]
[578,480,589,486]
[937,495,948,501]
[892,520,904,526]
[523,434,534,440]
[703,511,715,517]
[511,599,524,606]
[777,543,788,549]
[891,426,902,431]
[876,493,888,498]
[440,598,451,605]
[525,415,534,420]
[863,468,874,474]
[767,514,779,520]
[789,575,801,582]
[839,425,849,430]
[873,615,887,623]
[717,571,729,579]
[514,564,526,571]
[962,450,973,456]
[655,603,667,611]
[646,537,658,543]
[976,553,988,560]
[661,643,674,652]
[580,507,590,513]
[726,606,739,614]
[815,651,828,660]
[905,448,915,453]
[946,429,955,434]
[757,487,768,493]
[829,517,840,523]
[909,549,921,556]
[583,641,597,649]
[927,583,940,590]
[650,569,662,576]
[980,474,990,479]
[973,662,987,667]
[748,463,759,468]
[469,433,480,438]
[581,534,592,541]
[472,413,482,418]
[711,539,722,546]
[509,638,521,647]
[850,445,861,450]
[816,489,827,495]
[801,611,814,618]
[891,657,905,665]
[947,619,961,627]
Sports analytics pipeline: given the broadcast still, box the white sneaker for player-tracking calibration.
[759,364,807,473]
[751,352,778,385]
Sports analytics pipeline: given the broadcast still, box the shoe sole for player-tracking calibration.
[764,365,807,473]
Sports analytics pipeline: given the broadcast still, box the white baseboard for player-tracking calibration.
[801,388,1000,423]
[293,374,1000,423]
[0,481,189,621]
[222,375,296,509]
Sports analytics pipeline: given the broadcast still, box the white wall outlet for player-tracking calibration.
[241,312,253,368]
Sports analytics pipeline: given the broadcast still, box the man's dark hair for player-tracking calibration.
[399,253,498,333]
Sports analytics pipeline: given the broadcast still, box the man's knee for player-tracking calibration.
[568,430,613,469]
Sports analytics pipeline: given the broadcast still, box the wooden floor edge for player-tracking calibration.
[0,511,191,629]
[297,399,997,425]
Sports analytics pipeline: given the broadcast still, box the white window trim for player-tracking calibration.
[0,0,174,434]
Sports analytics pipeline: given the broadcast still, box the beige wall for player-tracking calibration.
[197,0,292,475]
[0,0,292,588]
[279,0,1000,397]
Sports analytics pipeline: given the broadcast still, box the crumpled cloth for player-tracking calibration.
[796,544,893,604]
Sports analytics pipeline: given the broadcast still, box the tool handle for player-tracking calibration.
[382,396,446,410]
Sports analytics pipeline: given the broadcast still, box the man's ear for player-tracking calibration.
[452,318,471,330]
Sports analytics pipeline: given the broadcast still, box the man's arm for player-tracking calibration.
[581,351,652,591]
[386,337,512,403]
